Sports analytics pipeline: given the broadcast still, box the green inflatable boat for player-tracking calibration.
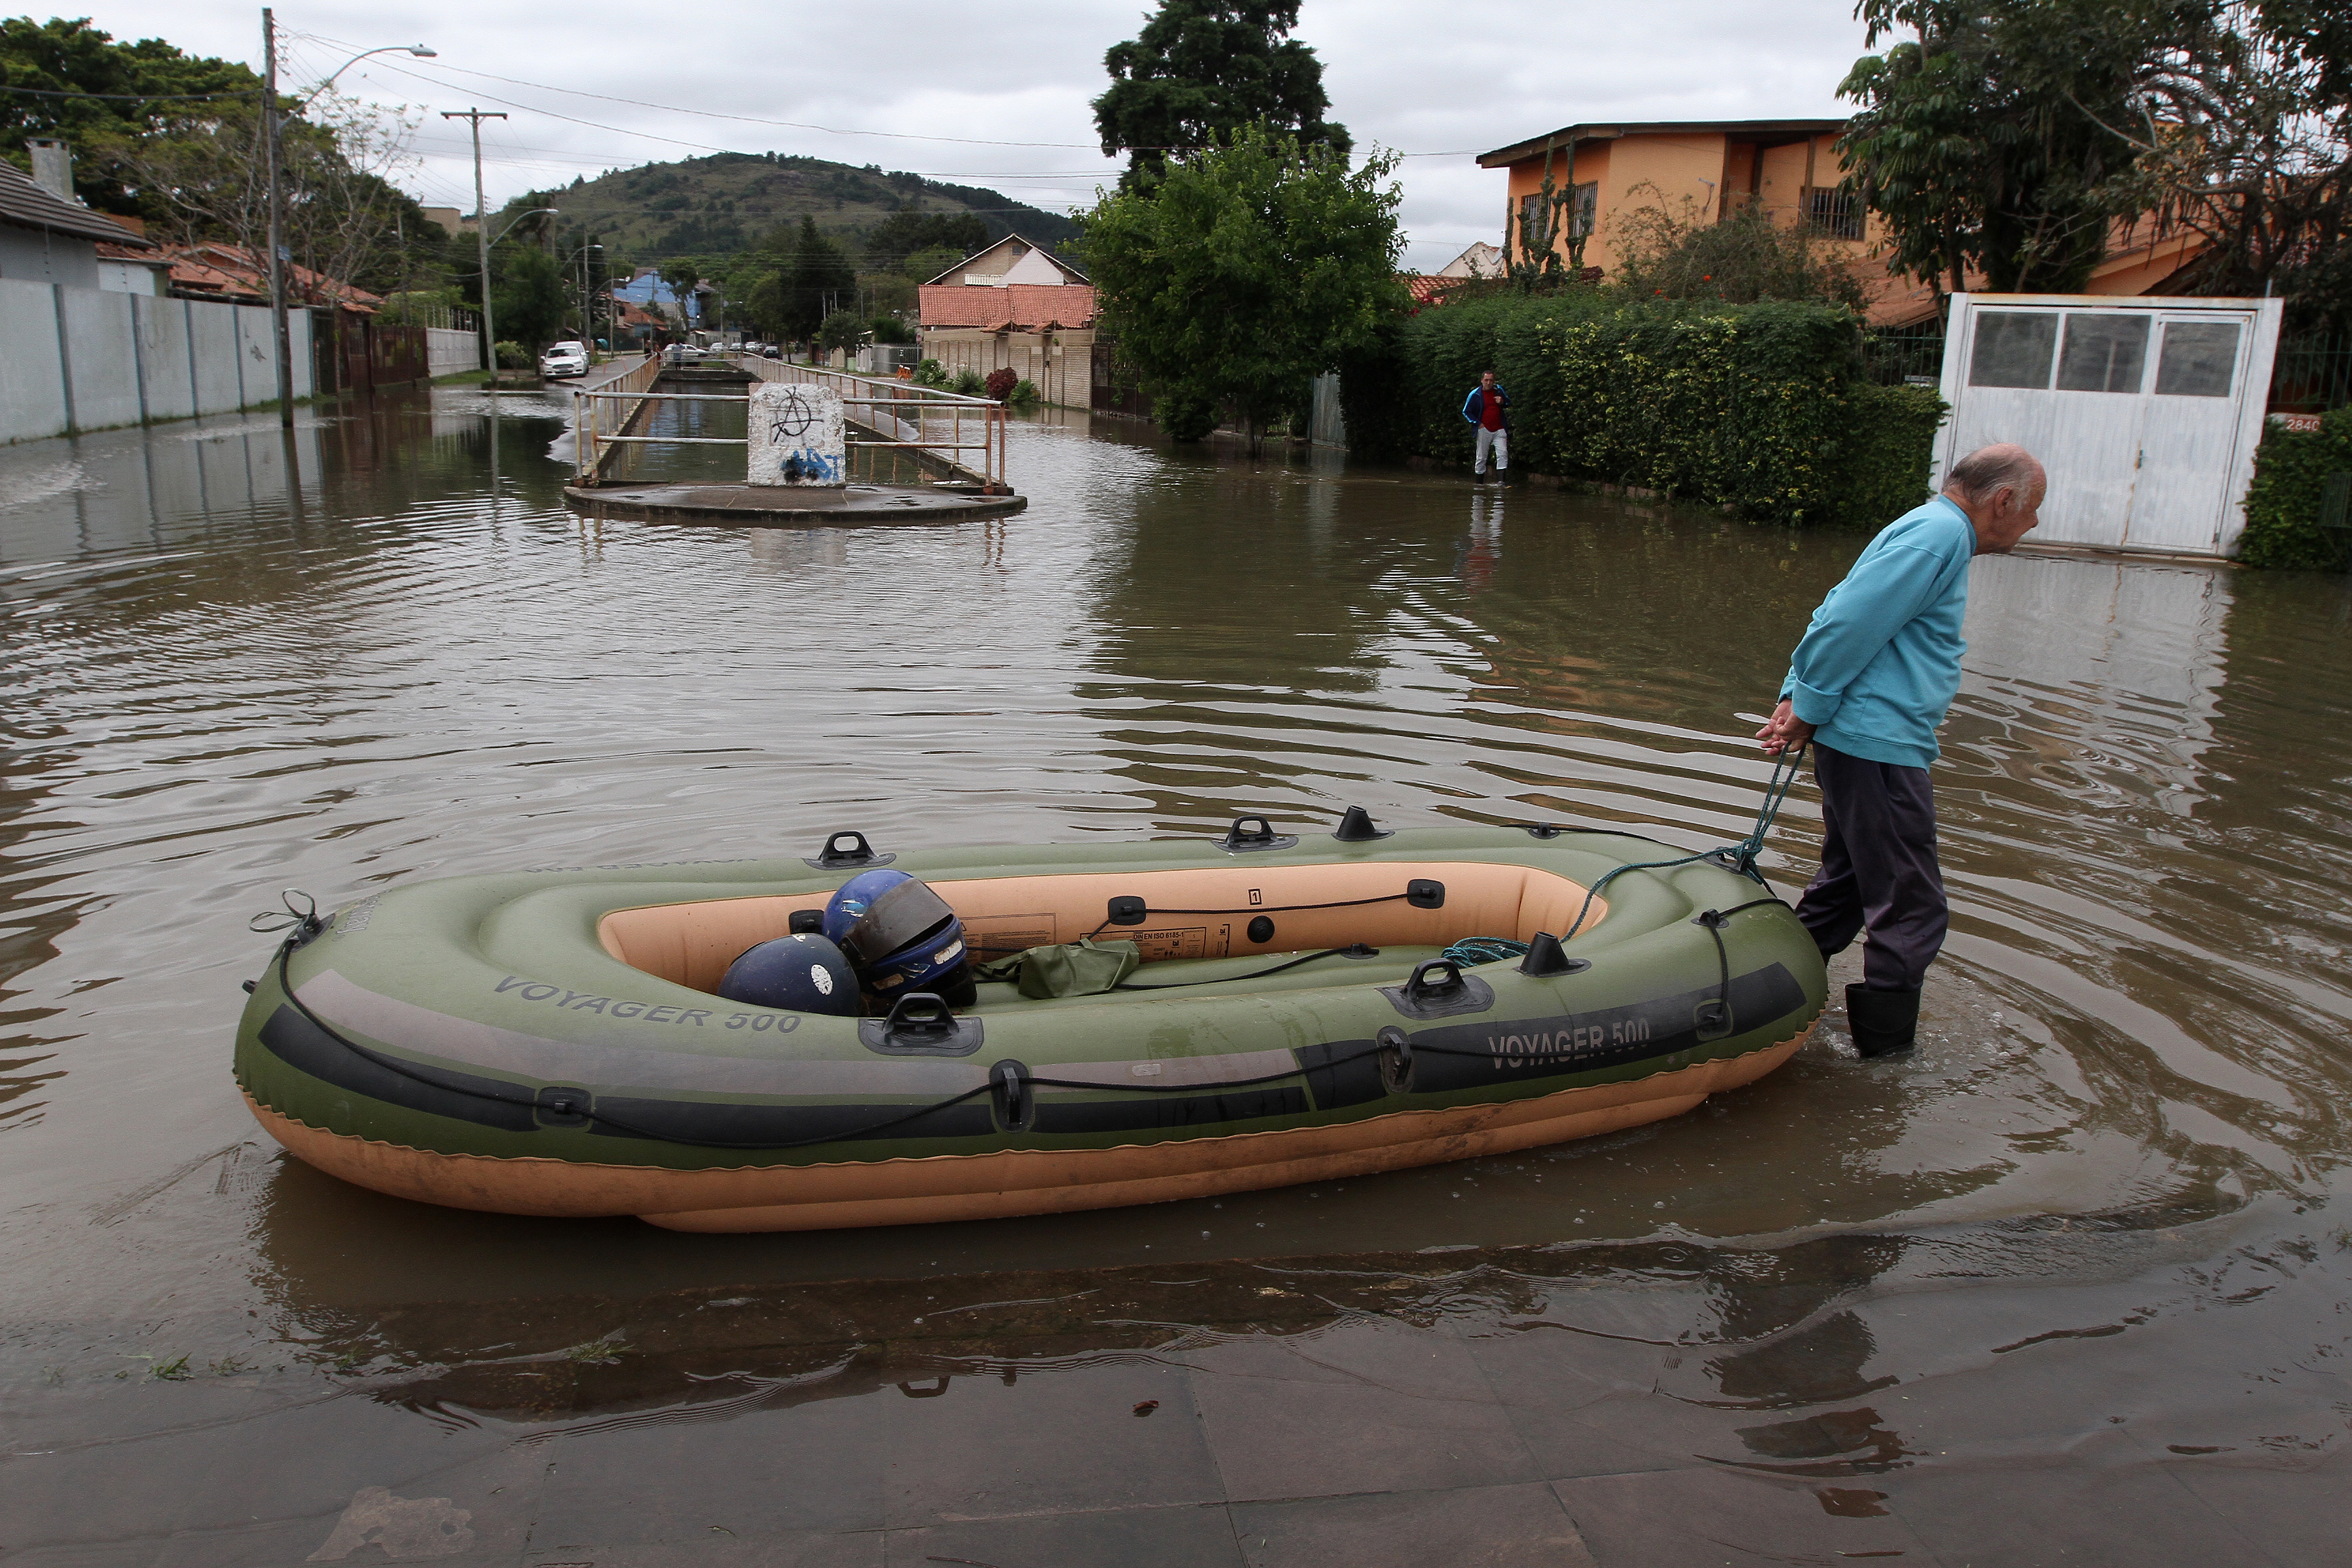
[233,816,1827,1231]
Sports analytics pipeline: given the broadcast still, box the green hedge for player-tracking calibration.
[2237,407,2352,570]
[1339,293,1946,527]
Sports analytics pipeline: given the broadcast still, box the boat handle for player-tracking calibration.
[883,991,958,1039]
[1403,958,1467,1002]
[1218,815,1299,853]
[805,829,895,870]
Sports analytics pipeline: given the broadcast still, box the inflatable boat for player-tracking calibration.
[233,816,1827,1232]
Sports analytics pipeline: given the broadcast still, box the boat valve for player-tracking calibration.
[1518,932,1591,977]
[1376,1025,1416,1096]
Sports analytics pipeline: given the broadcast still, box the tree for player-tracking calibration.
[902,244,968,282]
[660,261,702,329]
[1079,125,1404,453]
[1842,0,2350,317]
[1610,188,1867,308]
[1840,0,2208,294]
[816,309,866,361]
[2079,1,2350,325]
[789,216,855,339]
[0,16,258,216]
[105,89,428,299]
[864,209,987,272]
[1093,0,1349,186]
[494,246,568,349]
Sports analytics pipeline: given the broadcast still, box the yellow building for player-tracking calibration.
[1480,119,1867,274]
[1477,117,2215,325]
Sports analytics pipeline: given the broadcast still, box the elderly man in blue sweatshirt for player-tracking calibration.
[1756,443,2046,1058]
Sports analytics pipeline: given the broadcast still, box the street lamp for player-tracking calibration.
[563,240,602,355]
[260,14,436,427]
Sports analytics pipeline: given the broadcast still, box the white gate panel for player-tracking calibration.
[1933,294,2283,557]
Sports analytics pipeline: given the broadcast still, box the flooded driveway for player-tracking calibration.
[1,389,2346,1565]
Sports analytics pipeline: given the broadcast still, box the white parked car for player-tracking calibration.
[540,341,589,378]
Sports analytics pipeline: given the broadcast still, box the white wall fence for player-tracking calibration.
[1,277,315,445]
[427,326,478,378]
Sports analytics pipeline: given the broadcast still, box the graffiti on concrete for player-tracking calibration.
[748,383,846,487]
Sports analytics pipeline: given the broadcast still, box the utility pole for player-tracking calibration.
[263,10,295,427]
[441,108,507,378]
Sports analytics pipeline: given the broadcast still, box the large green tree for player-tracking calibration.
[0,16,257,215]
[1079,125,1403,452]
[1093,0,1349,186]
[493,246,568,349]
[1837,0,2200,294]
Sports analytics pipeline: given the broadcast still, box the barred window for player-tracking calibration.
[1804,186,1862,240]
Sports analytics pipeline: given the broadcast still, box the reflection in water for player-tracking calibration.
[1,394,2348,1561]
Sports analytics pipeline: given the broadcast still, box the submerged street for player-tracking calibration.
[1,388,2348,1565]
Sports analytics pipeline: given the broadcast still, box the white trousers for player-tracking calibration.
[1475,426,1509,473]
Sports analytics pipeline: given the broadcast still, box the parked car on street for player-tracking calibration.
[540,341,589,379]
[760,344,781,359]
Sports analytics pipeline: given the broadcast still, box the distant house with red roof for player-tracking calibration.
[155,244,384,312]
[915,234,1096,406]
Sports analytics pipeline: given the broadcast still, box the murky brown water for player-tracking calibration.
[2,389,2347,1565]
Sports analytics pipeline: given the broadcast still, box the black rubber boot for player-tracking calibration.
[1846,983,1921,1058]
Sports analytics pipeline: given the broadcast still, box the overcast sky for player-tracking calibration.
[72,0,1882,269]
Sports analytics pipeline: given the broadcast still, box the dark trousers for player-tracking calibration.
[1795,742,1948,991]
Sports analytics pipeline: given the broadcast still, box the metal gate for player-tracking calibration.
[1932,293,2284,556]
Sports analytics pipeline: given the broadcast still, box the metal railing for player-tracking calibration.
[742,357,1009,493]
[571,355,666,483]
[2271,331,2352,415]
[569,354,1011,491]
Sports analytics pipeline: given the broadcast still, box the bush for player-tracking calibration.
[2238,407,2352,568]
[913,358,948,388]
[951,367,985,397]
[1008,378,1041,408]
[1341,291,1928,525]
[983,366,1019,402]
[1154,387,1218,441]
[494,340,530,370]
[1833,382,1948,528]
[870,314,917,346]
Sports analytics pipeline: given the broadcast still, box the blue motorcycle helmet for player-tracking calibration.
[823,869,975,1007]
[715,932,860,1015]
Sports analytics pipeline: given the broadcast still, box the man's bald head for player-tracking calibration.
[1942,444,2046,555]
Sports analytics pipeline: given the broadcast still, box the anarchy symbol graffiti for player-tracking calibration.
[766,387,819,443]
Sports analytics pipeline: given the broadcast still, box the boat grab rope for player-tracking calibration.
[1552,742,1809,942]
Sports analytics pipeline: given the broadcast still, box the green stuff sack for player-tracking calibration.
[975,938,1141,998]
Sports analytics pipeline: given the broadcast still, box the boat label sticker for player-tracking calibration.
[748,382,846,487]
[1132,926,1208,962]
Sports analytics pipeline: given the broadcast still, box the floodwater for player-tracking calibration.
[1,387,2347,1566]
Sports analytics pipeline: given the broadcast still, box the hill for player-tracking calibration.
[523,152,1085,270]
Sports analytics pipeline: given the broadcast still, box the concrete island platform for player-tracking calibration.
[561,481,1028,525]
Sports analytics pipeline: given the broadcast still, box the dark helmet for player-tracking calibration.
[823,869,972,1002]
[715,933,860,1015]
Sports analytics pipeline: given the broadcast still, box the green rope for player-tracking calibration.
[1557,742,1808,941]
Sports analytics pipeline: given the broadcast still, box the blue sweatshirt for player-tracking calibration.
[1782,495,1976,769]
[1461,385,1509,427]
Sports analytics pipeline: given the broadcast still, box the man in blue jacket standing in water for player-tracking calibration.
[1462,371,1510,483]
[1757,443,2045,1058]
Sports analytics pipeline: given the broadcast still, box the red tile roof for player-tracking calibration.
[158,244,384,311]
[919,281,1097,330]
